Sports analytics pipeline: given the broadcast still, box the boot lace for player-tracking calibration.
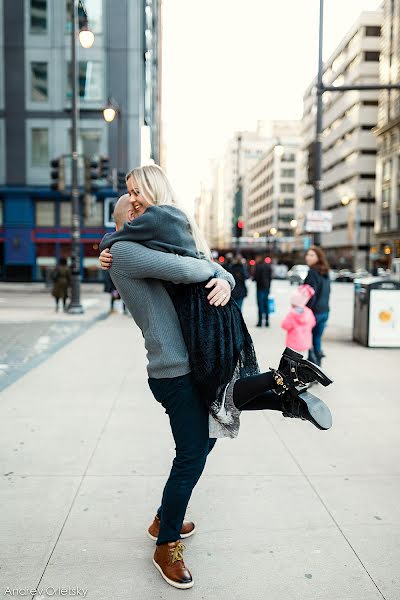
[169,541,186,563]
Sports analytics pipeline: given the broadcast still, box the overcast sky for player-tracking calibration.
[162,0,381,210]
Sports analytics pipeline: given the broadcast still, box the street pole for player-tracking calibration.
[366,190,372,272]
[68,0,84,314]
[313,0,324,247]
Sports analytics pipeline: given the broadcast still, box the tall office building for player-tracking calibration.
[0,0,161,281]
[374,0,400,266]
[246,121,301,253]
[296,10,382,270]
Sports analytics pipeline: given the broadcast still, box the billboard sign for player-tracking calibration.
[305,210,332,233]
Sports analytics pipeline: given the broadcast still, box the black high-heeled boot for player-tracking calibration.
[278,347,332,387]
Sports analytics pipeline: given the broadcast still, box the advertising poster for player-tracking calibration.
[368,289,400,347]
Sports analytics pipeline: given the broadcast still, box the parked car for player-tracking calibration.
[352,268,371,281]
[273,264,288,279]
[335,269,354,282]
[287,264,309,285]
[329,270,339,281]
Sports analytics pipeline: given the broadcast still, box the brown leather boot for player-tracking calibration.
[153,541,193,589]
[147,515,196,541]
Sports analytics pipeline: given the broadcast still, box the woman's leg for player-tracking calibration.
[312,312,329,354]
[232,371,277,410]
[240,390,283,411]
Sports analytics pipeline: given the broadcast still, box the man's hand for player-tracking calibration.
[205,278,231,306]
[99,248,113,270]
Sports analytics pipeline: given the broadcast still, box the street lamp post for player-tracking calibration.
[313,0,400,251]
[103,97,122,179]
[68,0,83,314]
[68,0,94,314]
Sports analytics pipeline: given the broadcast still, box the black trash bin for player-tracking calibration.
[353,278,400,347]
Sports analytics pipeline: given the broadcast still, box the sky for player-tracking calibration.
[162,0,381,210]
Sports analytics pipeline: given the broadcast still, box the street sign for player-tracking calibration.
[305,210,332,233]
[104,197,117,228]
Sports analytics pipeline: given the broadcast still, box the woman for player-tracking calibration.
[304,246,331,365]
[99,166,333,589]
[227,254,248,312]
[51,257,71,312]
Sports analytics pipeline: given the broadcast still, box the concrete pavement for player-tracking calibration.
[0,281,399,600]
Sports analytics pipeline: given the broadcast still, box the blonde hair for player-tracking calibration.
[126,164,212,260]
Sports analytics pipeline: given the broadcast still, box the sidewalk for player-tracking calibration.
[0,283,110,391]
[0,282,399,600]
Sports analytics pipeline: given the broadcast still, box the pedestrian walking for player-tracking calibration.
[226,254,248,312]
[281,285,316,354]
[254,255,272,327]
[51,257,71,312]
[99,165,333,590]
[304,246,331,365]
[103,270,123,312]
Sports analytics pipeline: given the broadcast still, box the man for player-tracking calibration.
[99,194,235,589]
[254,255,272,327]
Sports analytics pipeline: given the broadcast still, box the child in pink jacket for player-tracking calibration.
[281,284,316,354]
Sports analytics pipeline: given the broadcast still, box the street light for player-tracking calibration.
[103,98,122,183]
[290,219,298,228]
[79,26,94,48]
[67,1,95,314]
[270,227,277,236]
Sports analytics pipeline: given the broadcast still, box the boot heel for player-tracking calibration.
[297,390,333,430]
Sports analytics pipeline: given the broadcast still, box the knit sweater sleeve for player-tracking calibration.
[109,241,216,284]
[304,269,319,309]
[99,207,162,251]
[212,262,235,290]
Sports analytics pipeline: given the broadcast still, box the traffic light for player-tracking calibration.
[306,141,316,185]
[50,157,65,192]
[84,158,99,193]
[99,156,110,179]
[117,170,126,193]
[235,217,244,238]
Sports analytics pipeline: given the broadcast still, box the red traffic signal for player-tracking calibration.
[237,219,244,229]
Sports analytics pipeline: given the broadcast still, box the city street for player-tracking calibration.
[0,280,399,600]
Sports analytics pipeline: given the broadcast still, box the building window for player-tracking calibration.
[364,51,380,62]
[65,0,103,34]
[60,202,72,227]
[383,160,392,181]
[81,129,102,159]
[67,61,104,102]
[30,0,47,33]
[280,183,295,193]
[31,62,48,102]
[36,201,55,226]
[365,26,381,37]
[283,153,295,162]
[281,169,295,178]
[84,200,103,226]
[31,128,49,167]
[382,187,391,209]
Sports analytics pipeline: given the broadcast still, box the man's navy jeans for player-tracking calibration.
[148,372,216,545]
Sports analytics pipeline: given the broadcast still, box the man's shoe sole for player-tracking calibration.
[283,347,333,387]
[297,390,332,430]
[152,558,194,589]
[147,525,196,542]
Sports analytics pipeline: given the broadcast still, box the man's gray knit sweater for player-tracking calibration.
[109,241,235,379]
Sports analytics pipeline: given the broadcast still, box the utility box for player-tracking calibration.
[353,278,400,347]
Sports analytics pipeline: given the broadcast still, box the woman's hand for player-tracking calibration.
[205,278,231,306]
[99,248,113,270]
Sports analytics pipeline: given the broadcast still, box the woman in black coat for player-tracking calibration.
[304,246,331,365]
[227,254,248,312]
